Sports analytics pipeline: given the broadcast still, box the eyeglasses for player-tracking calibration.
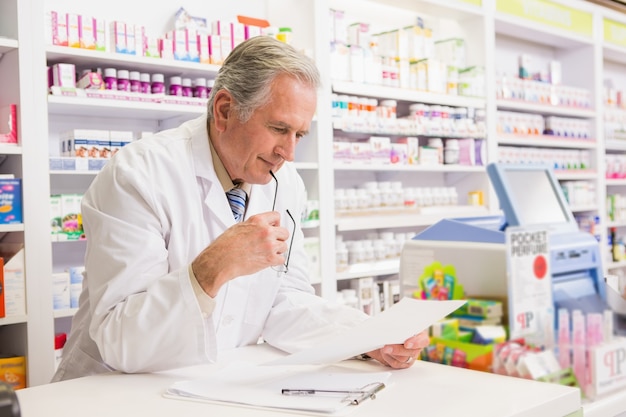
[270,170,295,275]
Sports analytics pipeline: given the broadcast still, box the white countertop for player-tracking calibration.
[16,343,582,417]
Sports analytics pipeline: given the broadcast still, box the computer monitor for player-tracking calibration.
[486,162,578,234]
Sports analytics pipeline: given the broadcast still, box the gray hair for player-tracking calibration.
[207,36,321,123]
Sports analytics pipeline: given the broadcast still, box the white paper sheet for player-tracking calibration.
[266,297,466,366]
[165,363,392,415]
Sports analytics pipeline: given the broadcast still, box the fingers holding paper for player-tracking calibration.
[366,331,430,369]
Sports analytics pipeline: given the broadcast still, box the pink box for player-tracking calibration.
[50,11,68,46]
[208,35,222,64]
[78,15,95,49]
[66,13,80,48]
[51,63,76,88]
[166,30,188,61]
[198,34,211,64]
[244,25,262,40]
[110,21,127,53]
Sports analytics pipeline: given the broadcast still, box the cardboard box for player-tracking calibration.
[0,356,26,390]
[0,244,25,317]
[0,179,22,224]
[0,105,17,145]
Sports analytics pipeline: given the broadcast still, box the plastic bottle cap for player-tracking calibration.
[169,76,182,85]
[140,73,151,82]
[194,78,207,87]
[207,79,215,87]
[151,73,164,83]
[104,68,117,77]
[182,78,192,87]
[117,70,129,79]
[129,71,140,81]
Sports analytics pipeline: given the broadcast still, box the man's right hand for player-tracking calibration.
[191,211,289,297]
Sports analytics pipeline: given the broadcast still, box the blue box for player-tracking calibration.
[0,179,22,224]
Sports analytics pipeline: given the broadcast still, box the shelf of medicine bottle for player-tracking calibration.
[47,95,205,120]
[552,170,597,181]
[335,205,489,232]
[496,99,596,119]
[46,45,221,79]
[53,308,78,319]
[497,134,596,149]
[0,37,18,54]
[332,81,486,109]
[0,315,27,326]
[334,162,484,173]
[336,259,400,281]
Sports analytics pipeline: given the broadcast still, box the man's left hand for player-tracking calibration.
[366,331,430,369]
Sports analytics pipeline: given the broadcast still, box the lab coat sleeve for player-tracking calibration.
[261,171,369,353]
[82,153,214,374]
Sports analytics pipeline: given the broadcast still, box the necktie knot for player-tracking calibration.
[226,187,247,222]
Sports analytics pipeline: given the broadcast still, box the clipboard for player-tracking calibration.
[164,362,392,416]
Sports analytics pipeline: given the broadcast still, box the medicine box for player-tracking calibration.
[0,356,26,390]
[0,243,25,317]
[0,179,22,225]
[0,258,4,318]
[52,272,70,310]
[0,104,17,145]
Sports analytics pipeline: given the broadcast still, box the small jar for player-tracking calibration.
[428,138,444,164]
[117,69,130,92]
[169,76,182,96]
[444,139,459,165]
[103,68,117,90]
[129,71,141,93]
[139,73,151,94]
[181,78,193,97]
[151,73,165,94]
[193,77,208,98]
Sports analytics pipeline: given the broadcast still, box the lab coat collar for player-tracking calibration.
[188,115,274,227]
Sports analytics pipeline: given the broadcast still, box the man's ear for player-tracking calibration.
[213,90,232,132]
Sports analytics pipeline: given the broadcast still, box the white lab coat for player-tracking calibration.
[53,115,367,381]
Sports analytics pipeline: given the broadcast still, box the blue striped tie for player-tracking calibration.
[226,187,247,222]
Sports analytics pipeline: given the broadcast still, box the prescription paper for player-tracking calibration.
[266,297,466,366]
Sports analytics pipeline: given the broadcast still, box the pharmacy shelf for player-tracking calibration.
[46,45,221,79]
[569,204,599,212]
[47,95,205,119]
[53,308,78,319]
[605,178,626,186]
[335,205,490,232]
[334,163,485,172]
[0,315,27,326]
[0,37,18,53]
[0,144,21,155]
[0,223,24,232]
[496,99,596,118]
[332,81,486,109]
[553,170,598,181]
[336,259,400,280]
[494,9,595,49]
[602,139,626,151]
[497,135,597,149]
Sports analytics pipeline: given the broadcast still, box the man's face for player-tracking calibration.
[213,73,317,185]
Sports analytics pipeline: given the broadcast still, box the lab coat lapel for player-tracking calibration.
[189,117,234,228]
[246,183,273,218]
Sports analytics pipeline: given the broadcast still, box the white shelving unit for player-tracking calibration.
[0,2,623,413]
